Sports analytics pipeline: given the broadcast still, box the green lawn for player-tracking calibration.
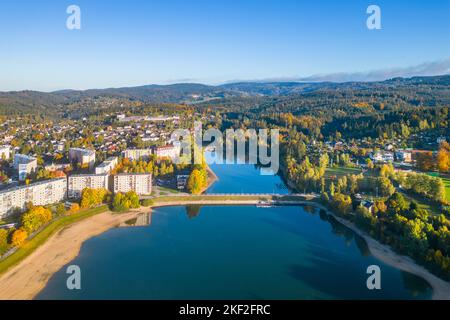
[0,205,109,275]
[442,177,450,203]
[158,186,181,193]
[401,193,441,215]
[325,166,362,178]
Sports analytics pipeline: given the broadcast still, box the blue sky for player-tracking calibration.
[0,0,449,91]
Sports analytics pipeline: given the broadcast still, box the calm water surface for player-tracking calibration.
[37,161,432,299]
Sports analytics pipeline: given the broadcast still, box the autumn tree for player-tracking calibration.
[331,193,352,215]
[187,167,208,195]
[67,203,80,215]
[80,188,109,208]
[21,206,53,234]
[415,151,435,171]
[437,142,450,173]
[112,191,140,212]
[11,228,28,247]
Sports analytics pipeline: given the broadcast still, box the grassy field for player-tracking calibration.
[0,205,109,275]
[157,186,182,194]
[401,193,441,215]
[325,166,362,178]
[442,176,450,203]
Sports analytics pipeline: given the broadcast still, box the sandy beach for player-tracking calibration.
[0,210,140,300]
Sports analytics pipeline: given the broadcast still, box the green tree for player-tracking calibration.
[0,229,9,255]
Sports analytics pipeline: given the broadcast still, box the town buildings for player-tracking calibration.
[95,156,118,174]
[0,178,67,218]
[67,173,109,198]
[122,149,152,161]
[154,144,180,160]
[113,173,152,195]
[13,154,38,181]
[370,151,394,163]
[0,146,10,160]
[68,148,96,170]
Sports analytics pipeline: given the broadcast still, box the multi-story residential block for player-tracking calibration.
[113,173,152,195]
[13,154,38,181]
[95,156,118,174]
[154,144,180,160]
[122,149,152,161]
[0,178,67,219]
[68,148,96,169]
[0,145,11,160]
[67,173,109,198]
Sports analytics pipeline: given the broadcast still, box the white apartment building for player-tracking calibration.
[113,173,152,195]
[68,148,96,169]
[95,156,118,174]
[67,173,109,198]
[154,144,180,160]
[13,154,38,181]
[0,145,11,160]
[122,149,152,161]
[0,178,67,219]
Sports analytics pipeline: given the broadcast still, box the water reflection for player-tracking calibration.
[118,212,152,228]
[185,205,202,219]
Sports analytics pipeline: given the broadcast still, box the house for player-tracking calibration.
[371,151,394,163]
[395,150,412,163]
[361,200,375,213]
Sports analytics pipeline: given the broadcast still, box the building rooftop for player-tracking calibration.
[0,177,66,195]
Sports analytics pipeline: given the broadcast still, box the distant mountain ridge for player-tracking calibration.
[0,74,449,113]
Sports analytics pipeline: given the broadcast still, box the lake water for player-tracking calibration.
[37,161,432,299]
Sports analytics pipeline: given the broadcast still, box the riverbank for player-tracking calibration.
[310,201,450,300]
[0,210,141,300]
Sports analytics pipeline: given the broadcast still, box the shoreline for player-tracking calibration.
[310,202,450,300]
[0,210,141,300]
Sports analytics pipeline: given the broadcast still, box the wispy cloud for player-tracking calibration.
[228,58,450,84]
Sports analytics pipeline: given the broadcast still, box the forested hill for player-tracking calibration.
[0,75,449,116]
